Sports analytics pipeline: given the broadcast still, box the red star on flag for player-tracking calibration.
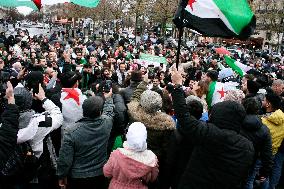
[33,0,42,10]
[188,0,197,11]
[217,87,227,99]
[63,88,80,106]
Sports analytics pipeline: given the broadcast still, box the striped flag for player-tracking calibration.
[206,81,238,109]
[70,0,100,8]
[0,0,41,10]
[174,0,256,39]
[224,56,252,77]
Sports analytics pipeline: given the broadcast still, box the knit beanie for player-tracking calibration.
[223,90,245,104]
[140,90,162,113]
[82,96,104,118]
[14,86,33,111]
[125,122,147,152]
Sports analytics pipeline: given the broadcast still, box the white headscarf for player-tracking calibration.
[124,122,147,152]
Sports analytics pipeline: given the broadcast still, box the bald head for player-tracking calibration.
[12,62,22,73]
[272,79,284,96]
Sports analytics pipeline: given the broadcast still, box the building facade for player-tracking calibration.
[251,0,284,52]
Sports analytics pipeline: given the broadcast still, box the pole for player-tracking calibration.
[176,26,183,70]
[175,7,185,70]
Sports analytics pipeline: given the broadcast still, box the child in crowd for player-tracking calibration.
[103,122,159,189]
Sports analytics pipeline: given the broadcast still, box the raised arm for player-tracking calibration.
[171,71,209,143]
[102,89,115,119]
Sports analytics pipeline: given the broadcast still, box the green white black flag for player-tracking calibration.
[174,0,256,39]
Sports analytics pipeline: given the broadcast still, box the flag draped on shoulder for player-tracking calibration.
[71,0,100,8]
[0,0,41,10]
[173,0,256,39]
[60,88,87,130]
[206,81,237,109]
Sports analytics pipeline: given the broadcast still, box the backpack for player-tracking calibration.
[0,142,39,182]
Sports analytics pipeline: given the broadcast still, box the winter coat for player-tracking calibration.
[0,104,19,166]
[127,81,175,185]
[107,94,127,154]
[162,129,194,189]
[241,115,273,177]
[262,110,284,155]
[17,99,63,158]
[57,97,114,179]
[172,87,255,189]
[120,81,140,104]
[104,148,159,189]
[113,94,127,136]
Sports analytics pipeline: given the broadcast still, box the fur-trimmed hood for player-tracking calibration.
[127,101,175,131]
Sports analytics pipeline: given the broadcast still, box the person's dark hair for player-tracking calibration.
[60,71,82,88]
[153,76,160,80]
[206,70,218,82]
[130,70,142,82]
[256,74,269,88]
[151,87,163,97]
[162,90,173,114]
[265,88,282,111]
[82,96,104,118]
[187,100,203,120]
[242,97,260,115]
[247,80,261,94]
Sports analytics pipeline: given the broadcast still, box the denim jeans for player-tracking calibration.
[269,151,284,189]
[244,159,269,189]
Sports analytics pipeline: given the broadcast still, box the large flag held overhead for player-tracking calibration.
[173,0,256,39]
[0,0,41,10]
[70,0,100,8]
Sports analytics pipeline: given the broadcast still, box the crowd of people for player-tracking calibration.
[0,27,284,189]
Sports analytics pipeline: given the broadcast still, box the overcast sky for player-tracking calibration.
[17,0,69,15]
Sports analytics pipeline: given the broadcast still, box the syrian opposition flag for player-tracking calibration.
[60,88,87,130]
[0,0,41,10]
[225,55,252,77]
[174,0,256,39]
[206,81,237,109]
[68,0,100,8]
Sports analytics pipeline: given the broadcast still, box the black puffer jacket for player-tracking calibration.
[241,115,273,177]
[172,88,255,189]
[0,104,19,166]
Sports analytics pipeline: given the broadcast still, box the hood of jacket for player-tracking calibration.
[210,101,246,133]
[128,101,175,130]
[116,149,157,179]
[19,110,35,129]
[242,115,263,131]
[265,110,284,126]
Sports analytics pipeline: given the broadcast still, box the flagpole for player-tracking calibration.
[176,7,185,71]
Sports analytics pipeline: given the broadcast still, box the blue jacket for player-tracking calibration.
[57,97,114,179]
